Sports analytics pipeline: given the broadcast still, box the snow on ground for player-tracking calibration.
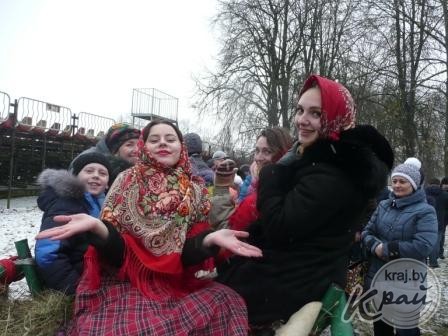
[0,196,41,298]
[1,196,448,334]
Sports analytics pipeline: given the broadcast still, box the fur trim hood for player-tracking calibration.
[299,125,393,199]
[37,169,85,199]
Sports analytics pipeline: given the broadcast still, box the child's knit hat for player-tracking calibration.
[72,152,112,176]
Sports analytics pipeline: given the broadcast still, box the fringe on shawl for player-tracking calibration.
[80,222,216,300]
[117,231,214,299]
[81,246,101,290]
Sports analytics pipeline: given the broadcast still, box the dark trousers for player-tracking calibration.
[440,225,446,257]
[429,233,442,266]
[374,320,420,336]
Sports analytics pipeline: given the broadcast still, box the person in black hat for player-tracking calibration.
[35,152,112,295]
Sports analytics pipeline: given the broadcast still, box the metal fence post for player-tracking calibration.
[6,99,18,209]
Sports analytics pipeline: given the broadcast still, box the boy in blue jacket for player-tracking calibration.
[35,152,111,294]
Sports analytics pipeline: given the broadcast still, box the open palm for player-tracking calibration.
[35,213,99,240]
[204,229,262,258]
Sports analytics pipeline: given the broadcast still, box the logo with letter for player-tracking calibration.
[343,259,441,328]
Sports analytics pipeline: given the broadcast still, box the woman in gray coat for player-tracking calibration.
[362,161,437,336]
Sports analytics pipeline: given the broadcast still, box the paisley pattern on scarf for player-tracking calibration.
[102,137,210,258]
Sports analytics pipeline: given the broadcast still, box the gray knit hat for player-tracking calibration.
[184,133,203,155]
[404,157,422,170]
[212,150,228,160]
[391,163,421,190]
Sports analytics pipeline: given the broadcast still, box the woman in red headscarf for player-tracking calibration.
[36,120,262,336]
[217,75,394,330]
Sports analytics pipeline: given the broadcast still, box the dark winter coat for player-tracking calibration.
[217,125,392,325]
[362,189,437,289]
[34,169,103,295]
[425,185,448,231]
[189,154,214,186]
[106,155,133,186]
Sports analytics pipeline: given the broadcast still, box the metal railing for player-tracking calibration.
[16,97,73,135]
[131,88,178,124]
[0,91,119,209]
[0,91,10,121]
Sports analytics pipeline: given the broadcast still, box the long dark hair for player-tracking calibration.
[142,120,183,143]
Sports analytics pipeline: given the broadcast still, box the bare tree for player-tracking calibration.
[196,0,302,137]
[352,0,441,159]
[385,0,447,172]
[195,0,362,146]
[194,0,447,176]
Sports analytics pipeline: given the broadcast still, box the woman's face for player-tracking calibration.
[116,139,139,164]
[294,87,322,147]
[145,124,181,167]
[254,136,274,169]
[392,176,413,198]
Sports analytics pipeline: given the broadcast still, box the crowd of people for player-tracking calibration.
[22,74,446,335]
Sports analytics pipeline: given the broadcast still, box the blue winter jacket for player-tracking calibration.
[362,188,437,288]
[35,169,105,294]
[238,175,252,203]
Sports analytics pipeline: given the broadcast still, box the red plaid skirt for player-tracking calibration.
[67,275,248,335]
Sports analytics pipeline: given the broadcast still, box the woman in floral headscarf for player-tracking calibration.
[36,120,262,336]
[217,75,394,331]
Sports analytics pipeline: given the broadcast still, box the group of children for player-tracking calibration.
[35,124,140,294]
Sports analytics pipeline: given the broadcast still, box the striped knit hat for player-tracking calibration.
[216,159,236,176]
[105,123,141,154]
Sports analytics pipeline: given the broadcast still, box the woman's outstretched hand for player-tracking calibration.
[35,214,107,240]
[203,229,263,258]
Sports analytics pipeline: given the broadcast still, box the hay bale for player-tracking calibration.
[0,290,73,336]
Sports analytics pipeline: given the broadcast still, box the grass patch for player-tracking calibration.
[0,290,73,336]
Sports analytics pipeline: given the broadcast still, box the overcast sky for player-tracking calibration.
[0,0,218,128]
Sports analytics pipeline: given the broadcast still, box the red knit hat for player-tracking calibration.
[300,75,356,141]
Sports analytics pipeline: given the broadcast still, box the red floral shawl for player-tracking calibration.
[97,138,212,298]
